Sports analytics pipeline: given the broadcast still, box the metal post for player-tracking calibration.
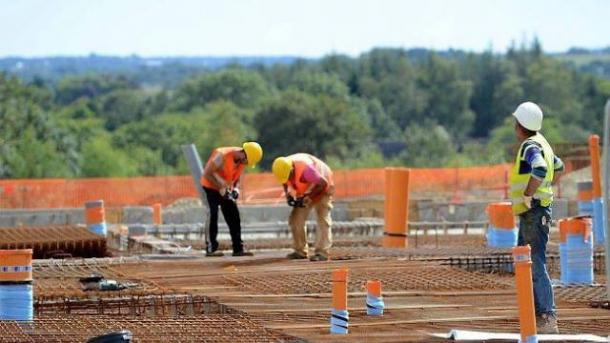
[181,144,210,247]
[602,99,610,301]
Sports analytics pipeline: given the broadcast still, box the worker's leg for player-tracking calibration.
[518,201,555,316]
[288,205,312,257]
[313,194,333,258]
[219,197,244,254]
[203,187,221,253]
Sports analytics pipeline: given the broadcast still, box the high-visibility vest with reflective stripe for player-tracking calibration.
[287,153,333,199]
[201,147,245,190]
[509,133,555,215]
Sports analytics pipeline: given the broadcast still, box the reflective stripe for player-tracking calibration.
[510,181,552,191]
[0,265,32,272]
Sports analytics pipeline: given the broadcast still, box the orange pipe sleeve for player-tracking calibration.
[153,203,162,225]
[332,268,348,310]
[85,206,105,224]
[383,168,410,248]
[512,245,537,341]
[0,249,33,282]
[367,280,381,297]
[487,202,516,229]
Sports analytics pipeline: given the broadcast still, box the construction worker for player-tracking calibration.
[272,153,334,261]
[510,102,564,334]
[201,142,263,257]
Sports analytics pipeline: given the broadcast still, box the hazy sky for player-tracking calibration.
[1,0,608,57]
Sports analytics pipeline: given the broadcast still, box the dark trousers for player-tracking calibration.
[203,187,244,253]
[517,200,555,316]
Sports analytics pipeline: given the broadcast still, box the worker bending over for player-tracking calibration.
[201,142,262,257]
[272,153,334,261]
[510,102,564,334]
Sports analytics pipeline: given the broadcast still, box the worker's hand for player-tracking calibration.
[301,196,312,207]
[286,195,297,207]
[223,188,238,201]
[522,195,533,209]
[230,188,239,200]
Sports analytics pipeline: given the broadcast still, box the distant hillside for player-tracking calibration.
[1,46,609,87]
[551,47,610,79]
[0,55,299,87]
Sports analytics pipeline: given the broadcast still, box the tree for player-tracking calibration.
[0,74,78,177]
[114,100,255,169]
[55,74,135,105]
[468,52,524,137]
[399,122,456,167]
[80,134,138,177]
[254,90,371,167]
[418,54,475,140]
[98,89,148,130]
[172,69,270,112]
[357,51,426,129]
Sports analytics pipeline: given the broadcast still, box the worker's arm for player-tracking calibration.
[303,177,328,200]
[203,154,228,190]
[552,156,565,185]
[522,142,546,202]
[300,165,327,200]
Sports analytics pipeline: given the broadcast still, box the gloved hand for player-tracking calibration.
[224,188,239,201]
[231,188,239,200]
[287,195,297,207]
[288,196,305,207]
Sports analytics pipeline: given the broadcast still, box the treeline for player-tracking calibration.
[1,41,610,178]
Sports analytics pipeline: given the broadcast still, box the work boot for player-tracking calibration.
[309,254,329,262]
[206,251,224,257]
[286,252,307,260]
[232,250,254,257]
[536,313,559,334]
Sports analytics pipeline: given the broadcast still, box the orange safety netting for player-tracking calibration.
[0,164,513,209]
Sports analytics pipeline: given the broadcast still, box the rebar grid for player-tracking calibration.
[0,316,297,343]
[33,258,162,297]
[0,225,106,258]
[222,263,513,294]
[555,284,608,304]
[35,293,240,317]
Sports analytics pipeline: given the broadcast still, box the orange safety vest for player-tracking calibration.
[287,153,333,199]
[201,147,245,191]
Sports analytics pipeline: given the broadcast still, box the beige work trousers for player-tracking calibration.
[288,193,333,258]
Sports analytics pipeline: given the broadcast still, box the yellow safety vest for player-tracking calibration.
[509,133,555,215]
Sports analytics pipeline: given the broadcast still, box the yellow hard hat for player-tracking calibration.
[272,157,292,184]
[242,142,263,167]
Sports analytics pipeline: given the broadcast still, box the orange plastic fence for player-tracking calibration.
[0,164,514,209]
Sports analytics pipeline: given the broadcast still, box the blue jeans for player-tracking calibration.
[517,202,556,316]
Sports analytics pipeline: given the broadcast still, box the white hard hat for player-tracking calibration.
[512,102,543,131]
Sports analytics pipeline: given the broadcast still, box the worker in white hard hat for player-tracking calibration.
[200,142,263,257]
[272,153,334,262]
[509,101,564,334]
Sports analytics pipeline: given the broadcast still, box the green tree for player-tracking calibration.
[0,74,78,177]
[80,134,138,177]
[55,74,135,105]
[114,100,255,168]
[172,69,270,112]
[98,89,148,130]
[357,49,427,129]
[399,122,456,167]
[254,90,371,167]
[418,54,475,140]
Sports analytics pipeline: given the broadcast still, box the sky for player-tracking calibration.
[0,0,608,58]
